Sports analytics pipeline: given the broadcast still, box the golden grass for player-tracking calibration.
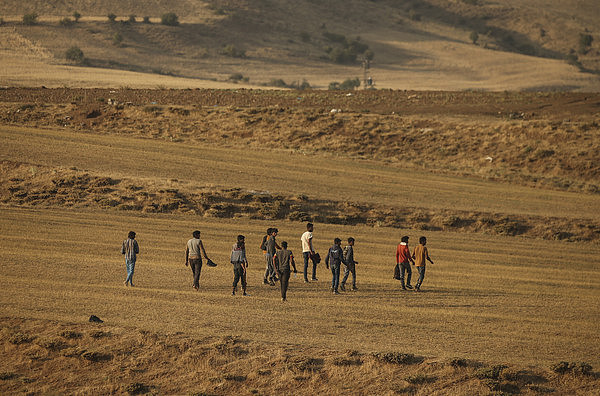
[2,125,598,221]
[1,206,599,370]
[2,0,600,91]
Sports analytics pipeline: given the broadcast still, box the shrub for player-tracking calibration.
[300,31,311,42]
[405,374,436,384]
[475,365,507,380]
[409,9,421,21]
[323,31,346,43]
[22,13,39,25]
[329,78,360,90]
[0,18,4,26]
[143,16,151,24]
[161,12,179,26]
[124,382,149,394]
[107,13,116,22]
[229,73,244,82]
[551,361,593,375]
[324,34,371,64]
[372,352,417,365]
[9,332,34,345]
[578,33,593,54]
[113,32,123,46]
[59,17,74,27]
[73,12,81,22]
[221,44,245,58]
[470,31,479,44]
[128,15,136,23]
[65,46,84,63]
[59,330,82,339]
[268,79,288,88]
[36,337,67,351]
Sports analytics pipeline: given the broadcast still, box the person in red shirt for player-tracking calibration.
[395,235,415,290]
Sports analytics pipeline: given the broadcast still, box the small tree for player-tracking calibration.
[65,46,84,63]
[22,13,39,25]
[470,31,479,44]
[143,16,151,24]
[128,15,136,23]
[339,78,361,90]
[72,12,81,22]
[161,12,179,26]
[107,13,117,22]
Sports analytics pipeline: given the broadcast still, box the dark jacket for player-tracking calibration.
[325,244,345,268]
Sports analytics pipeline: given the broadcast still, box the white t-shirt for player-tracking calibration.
[301,231,313,253]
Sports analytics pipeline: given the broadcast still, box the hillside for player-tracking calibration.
[1,0,599,90]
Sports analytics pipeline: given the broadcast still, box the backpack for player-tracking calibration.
[259,235,268,251]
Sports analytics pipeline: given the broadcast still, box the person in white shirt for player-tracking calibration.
[301,223,317,282]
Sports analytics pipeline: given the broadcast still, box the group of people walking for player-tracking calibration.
[120,223,434,300]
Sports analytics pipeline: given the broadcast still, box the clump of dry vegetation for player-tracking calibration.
[1,318,597,395]
[1,161,597,241]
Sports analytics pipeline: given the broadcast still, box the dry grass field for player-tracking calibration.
[1,0,599,91]
[1,208,599,395]
[0,89,599,393]
[1,1,599,393]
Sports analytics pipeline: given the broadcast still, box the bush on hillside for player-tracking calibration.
[323,32,372,64]
[161,12,179,26]
[107,13,117,22]
[269,79,288,88]
[59,17,74,27]
[0,18,4,26]
[329,78,360,90]
[65,46,84,63]
[578,33,593,54]
[221,44,245,58]
[300,31,311,42]
[22,13,38,25]
[72,12,81,22]
[143,16,151,24]
[470,31,479,44]
[128,15,137,23]
[229,73,249,83]
[113,32,123,46]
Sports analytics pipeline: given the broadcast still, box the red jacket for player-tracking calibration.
[396,243,411,264]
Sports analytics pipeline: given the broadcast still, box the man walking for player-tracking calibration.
[395,235,415,290]
[301,223,317,282]
[186,230,210,291]
[121,231,139,287]
[325,238,345,294]
[264,228,280,285]
[274,241,297,301]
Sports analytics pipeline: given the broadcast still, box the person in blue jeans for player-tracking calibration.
[121,231,139,287]
[325,238,345,294]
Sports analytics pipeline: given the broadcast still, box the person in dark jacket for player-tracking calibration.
[231,234,249,296]
[325,238,345,294]
[341,237,358,291]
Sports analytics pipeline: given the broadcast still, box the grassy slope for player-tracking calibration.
[1,0,599,90]
[1,125,598,220]
[0,125,599,369]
